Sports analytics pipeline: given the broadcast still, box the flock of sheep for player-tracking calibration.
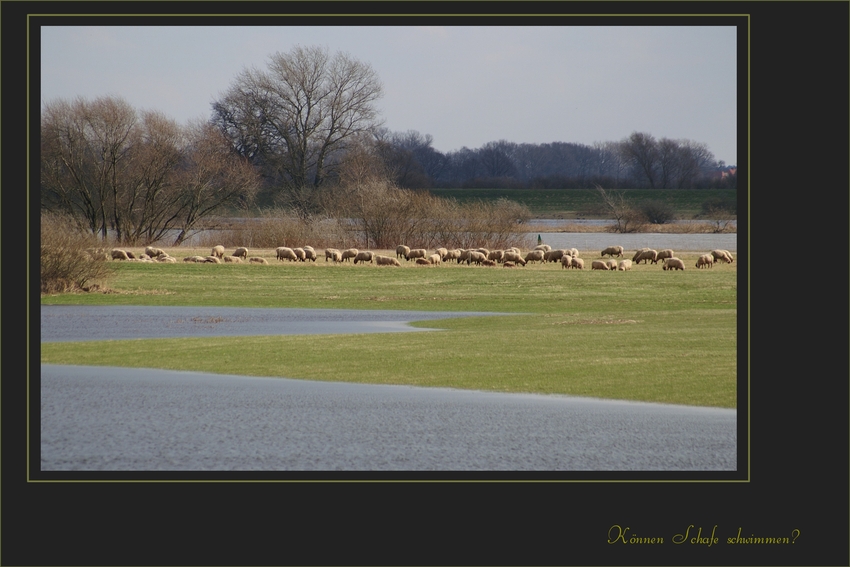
[106,244,734,272]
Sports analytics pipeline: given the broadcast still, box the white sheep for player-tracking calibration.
[302,246,317,262]
[428,253,442,265]
[223,256,242,263]
[711,249,734,263]
[211,245,225,259]
[591,260,609,270]
[353,251,374,264]
[503,250,527,266]
[375,255,401,266]
[415,258,432,265]
[183,255,206,263]
[145,246,166,258]
[467,251,487,265]
[571,257,585,270]
[568,248,580,258]
[204,256,222,264]
[663,258,686,271]
[405,248,427,261]
[696,254,714,269]
[482,259,497,267]
[601,246,624,258]
[524,249,545,264]
[544,249,567,263]
[617,259,633,271]
[654,249,674,264]
[157,255,177,263]
[341,248,359,262]
[534,244,552,252]
[444,249,462,262]
[276,247,298,262]
[233,247,248,259]
[633,249,658,264]
[503,261,516,268]
[457,249,471,263]
[111,249,130,261]
[487,250,504,263]
[606,259,618,270]
[325,248,342,263]
[560,255,572,269]
[396,245,411,260]
[249,257,269,264]
[293,247,306,261]
[435,247,449,261]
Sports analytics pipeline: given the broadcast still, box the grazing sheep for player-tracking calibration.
[435,247,449,261]
[444,249,461,262]
[415,258,432,265]
[476,248,490,258]
[544,249,567,263]
[591,260,609,270]
[663,258,686,271]
[111,249,130,261]
[293,247,306,261]
[302,246,317,262]
[467,251,487,265]
[696,254,714,269]
[157,255,177,263]
[396,245,411,260]
[325,248,342,263]
[457,249,471,263]
[405,248,427,261]
[633,249,658,264]
[606,259,618,270]
[249,257,269,265]
[125,251,137,259]
[375,255,401,266]
[204,256,222,264]
[571,257,585,270]
[276,247,298,262]
[560,255,572,269]
[654,249,674,264]
[341,248,358,262]
[487,250,505,263]
[711,249,734,263]
[223,256,242,263]
[211,245,225,259]
[353,251,374,264]
[503,261,516,268]
[145,246,166,258]
[428,253,442,265]
[534,244,552,252]
[524,249,545,264]
[233,247,248,259]
[139,253,152,261]
[183,255,206,263]
[617,259,633,271]
[601,246,624,258]
[503,250,527,266]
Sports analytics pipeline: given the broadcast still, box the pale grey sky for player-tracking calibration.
[41,25,738,165]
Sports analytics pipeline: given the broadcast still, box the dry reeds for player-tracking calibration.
[41,211,115,294]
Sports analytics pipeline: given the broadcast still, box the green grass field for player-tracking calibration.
[40,248,739,408]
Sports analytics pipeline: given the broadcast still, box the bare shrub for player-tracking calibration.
[595,185,647,233]
[41,211,114,294]
[639,200,676,224]
[205,209,352,249]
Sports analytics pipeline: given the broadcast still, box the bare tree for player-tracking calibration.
[621,132,660,188]
[212,45,384,217]
[594,184,645,233]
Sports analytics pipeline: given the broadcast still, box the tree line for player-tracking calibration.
[41,44,735,246]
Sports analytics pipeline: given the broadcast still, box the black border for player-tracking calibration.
[8,2,848,566]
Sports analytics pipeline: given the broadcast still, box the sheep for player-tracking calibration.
[696,254,714,269]
[487,250,504,263]
[428,253,442,265]
[606,259,618,270]
[183,255,206,263]
[293,247,306,261]
[711,249,735,263]
[211,245,225,259]
[601,246,624,258]
[534,244,552,252]
[204,256,222,264]
[654,249,674,264]
[503,250,527,266]
[663,258,686,271]
[444,249,462,262]
[302,246,317,262]
[353,251,374,264]
[249,257,269,265]
[476,248,490,258]
[435,247,448,261]
[375,255,401,266]
[145,246,166,258]
[591,260,609,270]
[415,258,432,265]
[233,247,248,259]
[617,259,633,271]
[223,256,242,263]
[396,245,411,260]
[157,255,177,263]
[276,247,298,262]
[457,249,471,263]
[138,253,152,261]
[482,259,497,267]
[633,249,658,264]
[503,261,516,268]
[571,257,585,270]
[560,255,572,269]
[325,248,342,263]
[544,249,567,263]
[125,251,137,259]
[567,248,580,258]
[467,251,487,265]
[111,249,130,261]
[405,248,427,261]
[524,249,545,264]
[341,248,359,262]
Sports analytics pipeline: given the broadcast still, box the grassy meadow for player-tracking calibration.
[40,247,738,408]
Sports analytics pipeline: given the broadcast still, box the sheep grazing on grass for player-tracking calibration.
[591,260,609,270]
[126,251,137,259]
[276,247,298,262]
[696,254,714,269]
[606,259,618,270]
[405,248,427,262]
[435,247,448,261]
[524,249,545,264]
[654,249,674,264]
[544,249,567,263]
[341,248,358,262]
[428,254,442,265]
[534,244,552,252]
[487,250,504,263]
[457,249,471,263]
[183,255,206,263]
[560,255,572,269]
[233,247,248,259]
[711,249,734,263]
[444,249,461,263]
[396,245,410,260]
[211,245,225,258]
[293,248,306,261]
[503,250,526,266]
[157,255,177,263]
[353,251,374,264]
[249,257,269,265]
[325,248,342,263]
[503,261,516,268]
[375,255,401,266]
[302,246,317,262]
[601,246,624,258]
[633,249,658,264]
[663,258,686,271]
[223,256,242,263]
[571,257,585,270]
[204,256,222,264]
[145,246,166,258]
[415,258,431,265]
[111,249,130,261]
[139,253,152,261]
[617,259,633,271]
[467,251,487,265]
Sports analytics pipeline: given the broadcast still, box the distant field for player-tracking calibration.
[425,188,738,218]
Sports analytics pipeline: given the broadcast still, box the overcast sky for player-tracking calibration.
[40,25,738,165]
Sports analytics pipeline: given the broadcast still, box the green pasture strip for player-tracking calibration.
[40,309,736,408]
[40,254,737,311]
